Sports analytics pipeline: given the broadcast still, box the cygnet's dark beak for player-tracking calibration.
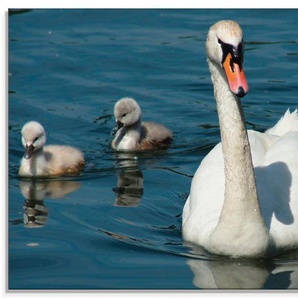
[112,121,124,136]
[24,144,35,160]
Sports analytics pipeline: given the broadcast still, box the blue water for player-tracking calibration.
[8,9,298,290]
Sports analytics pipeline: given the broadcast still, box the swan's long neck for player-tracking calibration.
[208,60,270,257]
[211,61,258,213]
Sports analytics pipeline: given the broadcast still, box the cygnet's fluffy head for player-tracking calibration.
[114,97,142,126]
[21,121,46,159]
[112,97,142,135]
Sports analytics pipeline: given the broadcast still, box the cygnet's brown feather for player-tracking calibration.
[42,145,85,176]
[139,122,173,150]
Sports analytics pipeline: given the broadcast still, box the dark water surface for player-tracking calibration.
[8,9,298,290]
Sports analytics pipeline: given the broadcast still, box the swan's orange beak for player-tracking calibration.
[223,52,249,98]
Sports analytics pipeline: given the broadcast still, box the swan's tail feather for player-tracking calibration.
[266,109,298,136]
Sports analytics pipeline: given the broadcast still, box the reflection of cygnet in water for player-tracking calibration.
[112,152,144,207]
[20,179,81,228]
[114,170,144,207]
[23,198,48,228]
[186,245,298,289]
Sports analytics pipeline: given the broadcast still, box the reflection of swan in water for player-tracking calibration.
[112,152,143,207]
[186,245,298,289]
[19,179,81,228]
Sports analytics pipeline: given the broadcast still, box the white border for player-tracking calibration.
[3,2,298,297]
[2,0,298,9]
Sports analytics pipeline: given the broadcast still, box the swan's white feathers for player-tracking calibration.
[210,20,242,45]
[184,111,298,257]
[183,20,298,257]
[266,109,298,136]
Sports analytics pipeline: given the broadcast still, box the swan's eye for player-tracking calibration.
[33,137,39,143]
[219,39,243,68]
[122,113,127,118]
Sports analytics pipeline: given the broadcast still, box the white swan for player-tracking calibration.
[19,121,85,177]
[111,97,173,151]
[182,20,298,258]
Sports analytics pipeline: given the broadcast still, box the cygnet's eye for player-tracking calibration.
[122,113,127,118]
[33,137,39,143]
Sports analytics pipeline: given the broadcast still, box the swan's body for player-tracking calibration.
[182,20,298,258]
[111,97,173,151]
[19,121,84,177]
